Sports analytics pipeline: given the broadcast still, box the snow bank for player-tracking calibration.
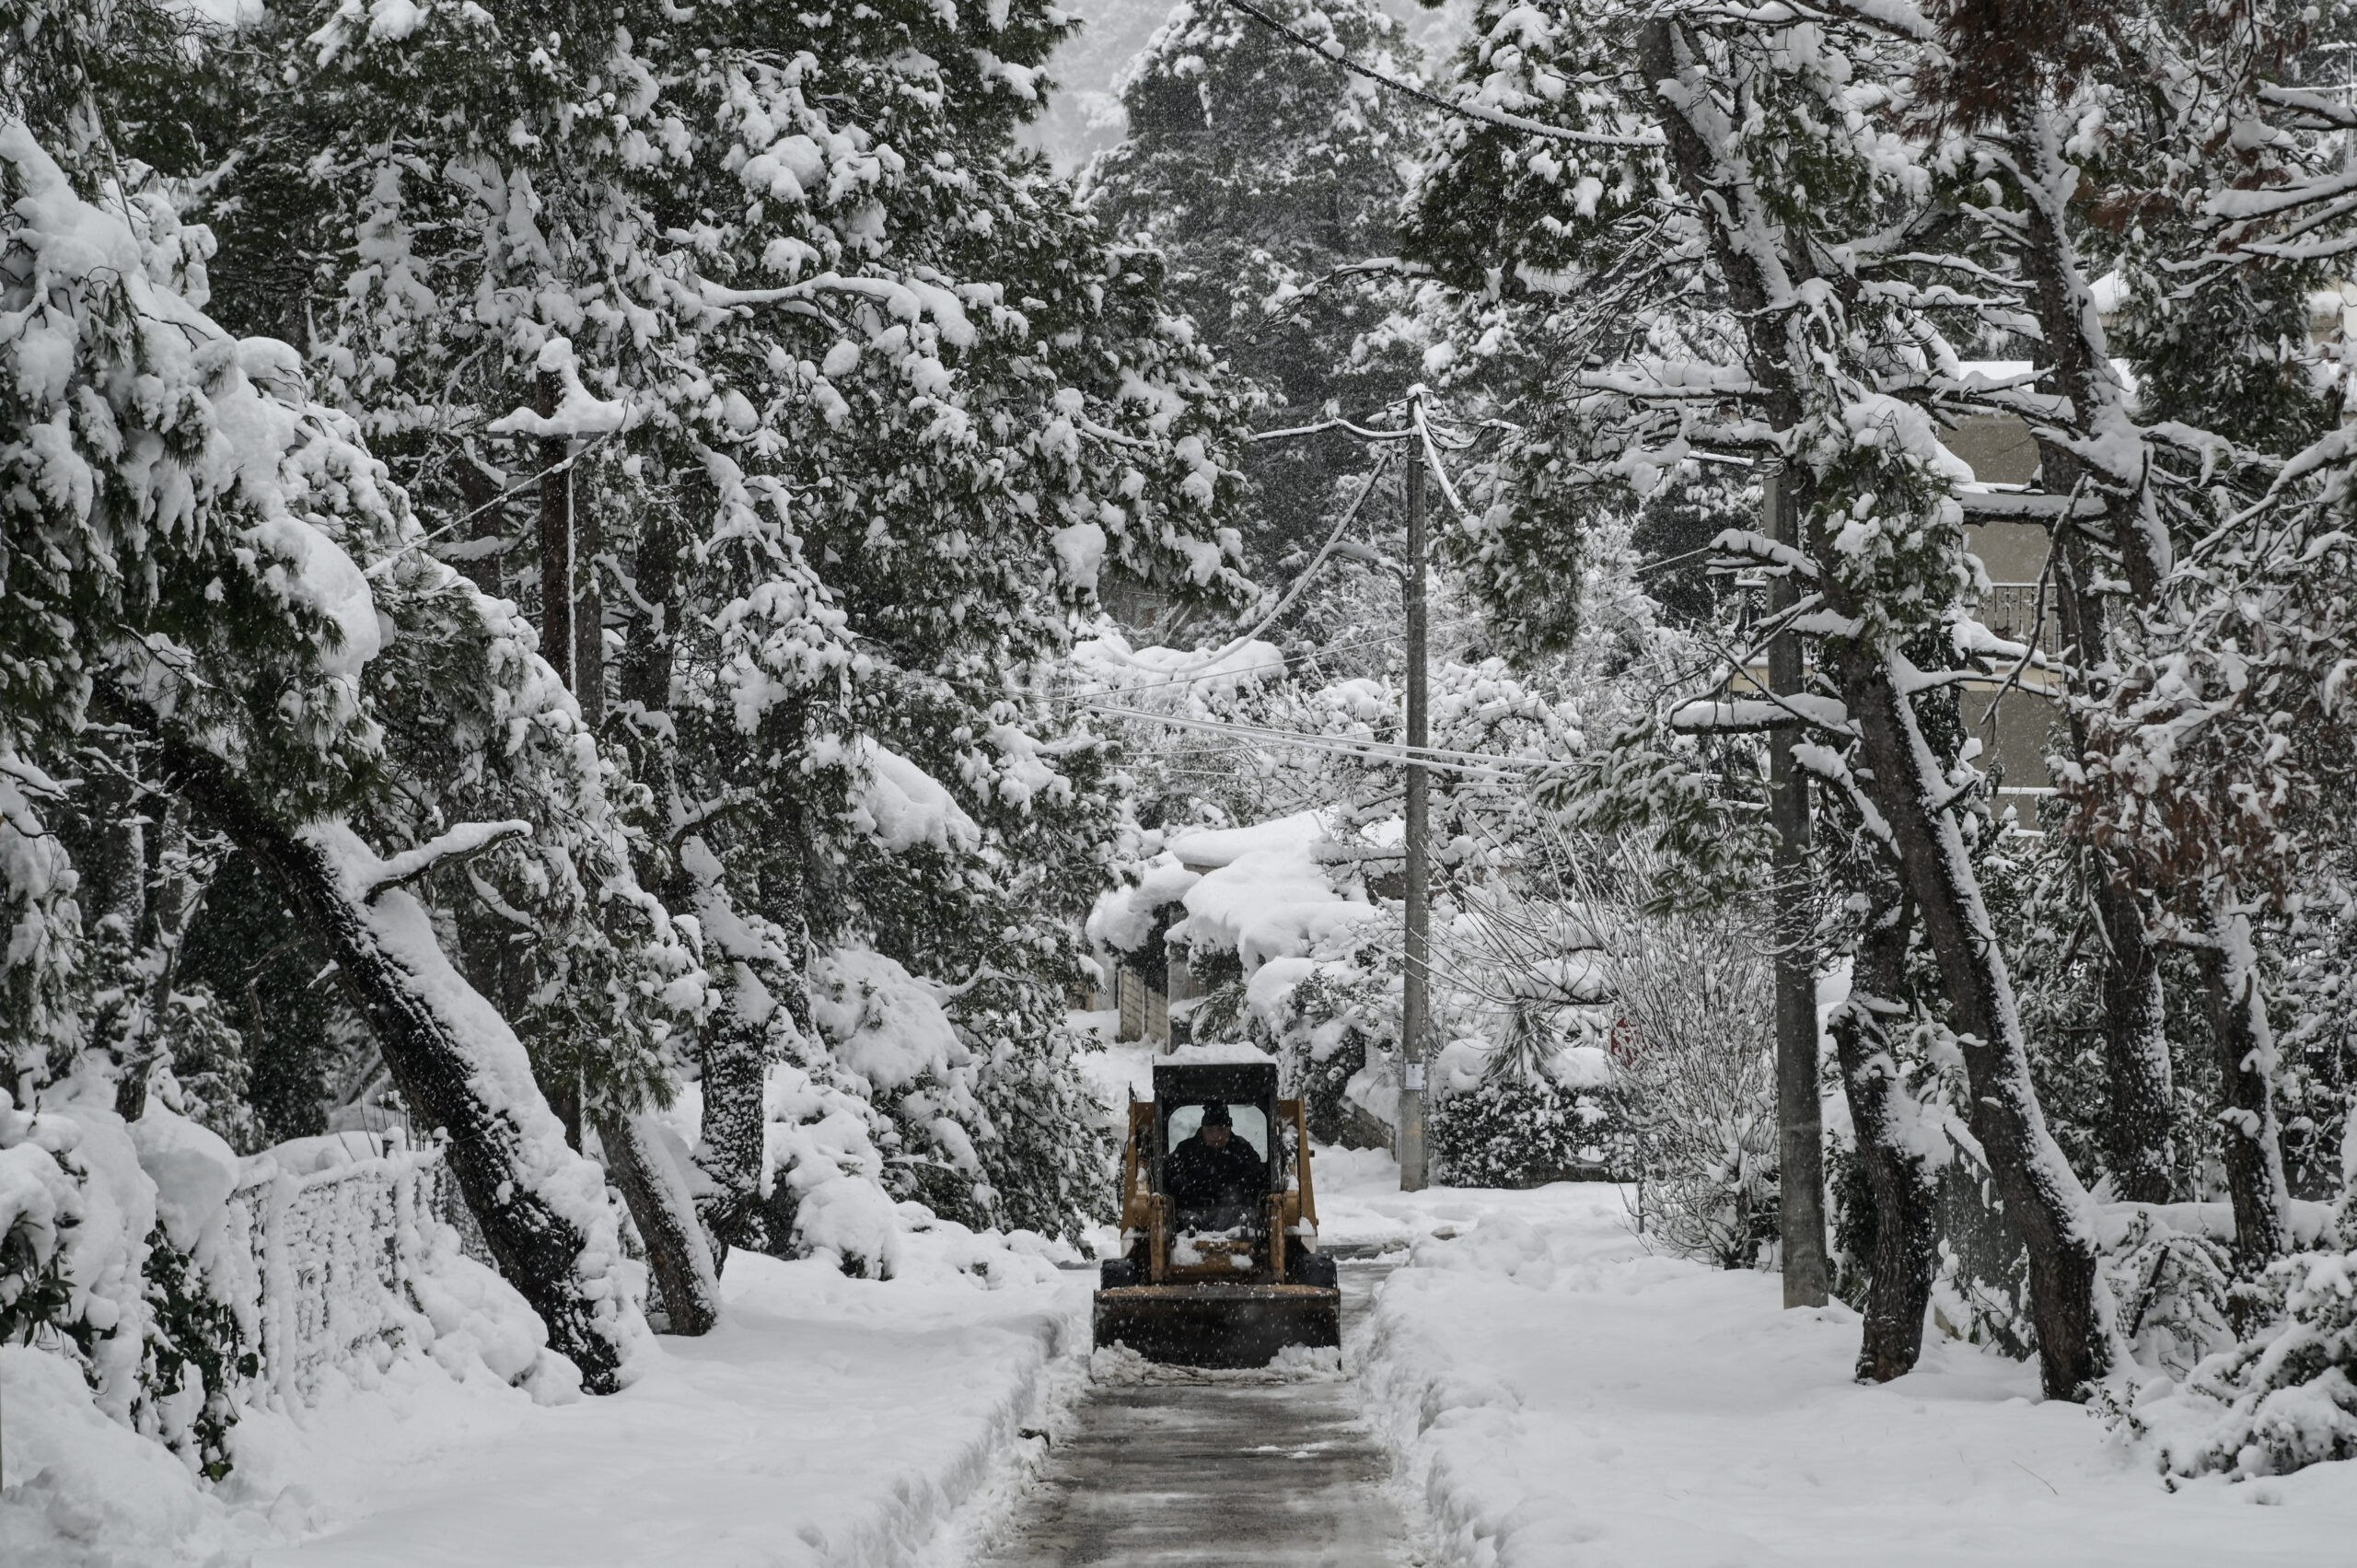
[0,1346,278,1568]
[223,1245,1091,1567]
[1357,1181,2357,1567]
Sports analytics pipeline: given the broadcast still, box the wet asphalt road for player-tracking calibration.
[980,1265,1409,1568]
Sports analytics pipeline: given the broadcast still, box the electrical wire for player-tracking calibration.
[1215,0,1666,150]
[1082,703,1564,781]
[1086,446,1400,679]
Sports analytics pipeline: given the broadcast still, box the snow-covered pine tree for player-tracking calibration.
[1083,0,1432,566]
[0,68,665,1392]
[1911,0,2268,1235]
[1396,0,2118,1395]
[209,0,1259,1260]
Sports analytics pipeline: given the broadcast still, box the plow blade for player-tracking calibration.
[1093,1283,1341,1369]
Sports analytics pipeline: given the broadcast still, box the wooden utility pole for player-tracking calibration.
[1399,391,1431,1192]
[537,369,575,691]
[1765,459,1829,1306]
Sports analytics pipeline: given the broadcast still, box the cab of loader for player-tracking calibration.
[1153,1063,1282,1236]
[1092,1060,1342,1367]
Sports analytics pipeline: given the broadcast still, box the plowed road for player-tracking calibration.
[981,1266,1411,1567]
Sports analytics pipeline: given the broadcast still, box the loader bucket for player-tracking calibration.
[1093,1283,1341,1369]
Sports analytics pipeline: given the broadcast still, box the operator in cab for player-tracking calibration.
[1166,1101,1265,1221]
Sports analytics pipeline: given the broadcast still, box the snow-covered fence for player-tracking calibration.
[230,1137,493,1401]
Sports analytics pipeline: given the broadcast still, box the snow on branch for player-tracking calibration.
[1669,695,1855,735]
[487,338,641,439]
[697,271,975,348]
[1217,0,1665,149]
[1708,528,1818,580]
[2254,83,2357,132]
[1574,364,1766,401]
[362,820,533,902]
[1957,488,2106,522]
[1800,0,1937,41]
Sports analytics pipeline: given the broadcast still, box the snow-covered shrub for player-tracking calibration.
[134,1223,251,1479]
[807,947,993,1223]
[0,1092,256,1474]
[2118,1240,2357,1478]
[1596,893,1779,1268]
[1928,1140,2035,1357]
[124,1109,251,1478]
[783,943,1111,1251]
[1247,961,1391,1145]
[2104,1209,2236,1381]
[0,1089,84,1346]
[1428,1048,1629,1188]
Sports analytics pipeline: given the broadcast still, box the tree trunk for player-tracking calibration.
[1640,14,2108,1396]
[1829,887,1940,1382]
[534,486,717,1329]
[596,1110,721,1334]
[616,511,676,724]
[1766,467,1829,1307]
[2009,89,2179,1205]
[689,868,775,1261]
[1833,649,2110,1398]
[2046,468,2177,1204]
[574,501,604,735]
[2094,875,2174,1202]
[115,795,202,1122]
[2196,903,2290,1269]
[143,716,641,1392]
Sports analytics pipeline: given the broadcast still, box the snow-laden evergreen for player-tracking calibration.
[17,0,2357,1549]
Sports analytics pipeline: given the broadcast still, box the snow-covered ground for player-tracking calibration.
[1324,1163,2357,1568]
[6,1237,1092,1568]
[18,1025,2357,1568]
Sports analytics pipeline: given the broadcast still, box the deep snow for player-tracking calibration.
[4,1237,1091,1568]
[1322,1160,2357,1568]
[17,1026,2357,1568]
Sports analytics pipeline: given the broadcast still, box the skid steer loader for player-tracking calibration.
[1092,1061,1341,1367]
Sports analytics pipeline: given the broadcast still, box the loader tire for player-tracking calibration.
[1101,1258,1144,1290]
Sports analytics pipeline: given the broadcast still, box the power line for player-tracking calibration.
[1084,447,1398,680]
[1216,0,1665,151]
[1084,703,1563,781]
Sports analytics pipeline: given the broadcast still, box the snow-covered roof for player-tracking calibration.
[1167,809,1326,870]
[1086,853,1204,955]
[1172,814,1382,972]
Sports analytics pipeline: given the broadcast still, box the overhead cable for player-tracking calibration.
[1216,0,1666,150]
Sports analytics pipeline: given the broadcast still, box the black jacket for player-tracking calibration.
[1166,1132,1266,1213]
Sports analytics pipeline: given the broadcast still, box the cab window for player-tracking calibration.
[1165,1102,1269,1161]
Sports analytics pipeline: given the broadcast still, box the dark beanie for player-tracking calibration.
[1200,1100,1233,1126]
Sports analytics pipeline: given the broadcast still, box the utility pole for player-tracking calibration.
[1399,390,1430,1192]
[537,367,575,691]
[1765,459,1829,1306]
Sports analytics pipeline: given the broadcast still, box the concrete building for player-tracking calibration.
[1945,409,2064,797]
